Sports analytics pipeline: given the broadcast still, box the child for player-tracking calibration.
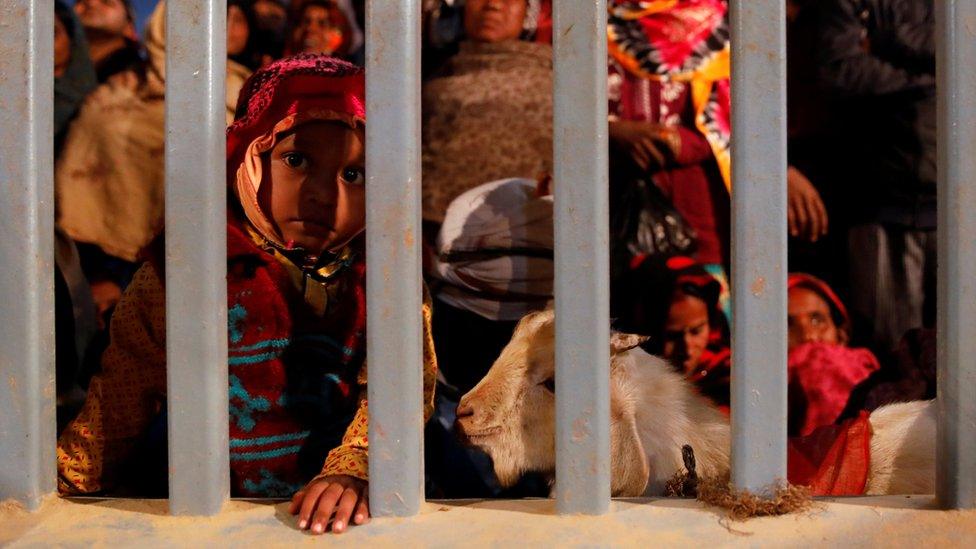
[57,55,438,535]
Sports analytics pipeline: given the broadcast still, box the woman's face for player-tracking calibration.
[464,0,526,43]
[73,0,130,36]
[227,5,250,57]
[258,121,366,255]
[254,0,288,32]
[54,16,72,77]
[293,5,341,54]
[787,287,845,351]
[662,292,711,373]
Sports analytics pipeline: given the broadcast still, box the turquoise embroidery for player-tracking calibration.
[230,431,310,448]
[228,374,270,432]
[231,338,290,354]
[228,338,290,367]
[242,469,303,497]
[228,303,247,344]
[229,351,285,367]
[230,445,302,461]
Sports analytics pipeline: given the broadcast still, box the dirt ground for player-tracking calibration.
[2,494,975,547]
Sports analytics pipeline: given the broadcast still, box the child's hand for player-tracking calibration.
[289,475,369,534]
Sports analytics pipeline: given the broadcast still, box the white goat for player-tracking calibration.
[456,310,936,496]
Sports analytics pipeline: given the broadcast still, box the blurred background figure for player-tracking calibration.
[816,0,936,356]
[55,0,98,150]
[286,0,362,61]
[786,0,842,294]
[73,0,143,83]
[606,0,732,268]
[429,177,554,395]
[54,1,259,402]
[425,177,553,500]
[226,0,258,123]
[252,0,289,65]
[421,0,552,243]
[605,0,733,329]
[54,0,100,432]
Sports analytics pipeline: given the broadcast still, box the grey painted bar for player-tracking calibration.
[165,0,229,516]
[936,0,976,510]
[552,0,611,514]
[0,0,55,511]
[729,0,788,493]
[365,0,425,517]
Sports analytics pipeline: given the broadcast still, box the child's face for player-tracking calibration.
[259,121,365,255]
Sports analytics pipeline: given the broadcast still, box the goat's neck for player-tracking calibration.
[625,355,731,494]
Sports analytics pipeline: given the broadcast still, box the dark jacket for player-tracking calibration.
[817,0,936,228]
[95,40,144,84]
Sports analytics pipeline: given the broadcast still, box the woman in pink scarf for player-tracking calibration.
[787,273,880,436]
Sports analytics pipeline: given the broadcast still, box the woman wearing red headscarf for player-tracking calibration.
[787,273,880,436]
[615,255,731,411]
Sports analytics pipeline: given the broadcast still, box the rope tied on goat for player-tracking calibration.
[665,445,816,520]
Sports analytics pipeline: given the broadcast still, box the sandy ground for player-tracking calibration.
[2,495,975,547]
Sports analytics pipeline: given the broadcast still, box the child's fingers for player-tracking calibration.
[353,496,370,525]
[330,487,360,533]
[288,489,306,515]
[310,483,345,535]
[297,482,329,530]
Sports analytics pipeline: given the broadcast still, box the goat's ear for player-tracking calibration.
[517,309,553,332]
[609,407,650,496]
[610,332,648,355]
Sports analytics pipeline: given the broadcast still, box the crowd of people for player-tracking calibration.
[51,0,937,534]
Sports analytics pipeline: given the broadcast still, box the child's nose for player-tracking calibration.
[307,176,339,205]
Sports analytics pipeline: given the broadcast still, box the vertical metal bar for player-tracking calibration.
[936,0,976,510]
[165,0,228,516]
[0,0,55,511]
[553,0,610,514]
[365,0,424,517]
[729,0,788,493]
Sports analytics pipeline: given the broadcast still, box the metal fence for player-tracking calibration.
[1,0,973,517]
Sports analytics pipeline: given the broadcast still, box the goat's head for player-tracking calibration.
[456,309,652,495]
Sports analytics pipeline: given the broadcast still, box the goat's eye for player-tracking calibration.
[541,377,555,394]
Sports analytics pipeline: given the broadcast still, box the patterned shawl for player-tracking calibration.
[608,0,732,190]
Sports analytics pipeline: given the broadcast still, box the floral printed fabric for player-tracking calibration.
[607,0,732,190]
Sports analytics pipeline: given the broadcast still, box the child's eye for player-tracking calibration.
[340,167,365,186]
[282,152,308,170]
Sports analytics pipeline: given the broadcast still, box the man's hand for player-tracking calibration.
[289,475,369,535]
[787,166,829,242]
[609,120,678,173]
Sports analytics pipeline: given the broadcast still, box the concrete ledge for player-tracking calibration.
[2,495,975,547]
